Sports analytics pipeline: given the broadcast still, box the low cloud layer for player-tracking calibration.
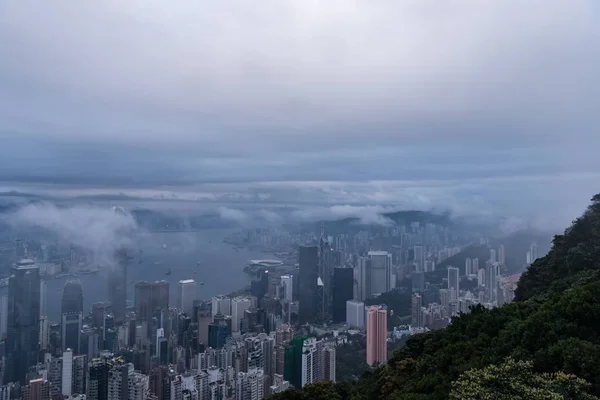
[3,203,139,265]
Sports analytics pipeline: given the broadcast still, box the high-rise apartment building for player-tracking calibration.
[22,378,50,400]
[236,368,265,400]
[366,306,387,366]
[177,279,197,316]
[62,349,74,397]
[6,259,41,384]
[411,294,423,328]
[298,246,319,325]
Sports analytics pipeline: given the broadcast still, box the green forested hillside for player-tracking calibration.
[269,194,600,400]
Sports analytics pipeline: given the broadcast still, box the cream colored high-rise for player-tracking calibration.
[366,306,387,366]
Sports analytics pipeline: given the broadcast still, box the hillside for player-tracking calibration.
[269,194,600,400]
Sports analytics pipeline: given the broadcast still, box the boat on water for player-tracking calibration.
[165,268,172,276]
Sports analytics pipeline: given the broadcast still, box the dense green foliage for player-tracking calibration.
[269,194,600,400]
[450,358,599,399]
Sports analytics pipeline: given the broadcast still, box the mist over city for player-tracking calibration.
[0,1,599,400]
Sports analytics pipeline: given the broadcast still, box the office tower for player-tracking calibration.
[134,281,169,321]
[411,294,423,328]
[465,258,473,275]
[211,295,231,317]
[81,326,100,360]
[280,275,293,302]
[6,259,41,384]
[62,313,83,354]
[62,280,84,316]
[231,297,252,333]
[530,242,539,263]
[498,245,505,266]
[317,236,334,325]
[108,249,128,325]
[0,295,8,338]
[22,378,50,400]
[236,368,265,400]
[177,279,197,316]
[331,268,354,323]
[62,349,74,396]
[447,267,459,301]
[208,321,228,349]
[301,338,318,387]
[346,300,365,329]
[368,251,392,296]
[298,246,319,325]
[366,306,387,366]
[414,245,424,272]
[355,256,371,301]
[411,271,424,293]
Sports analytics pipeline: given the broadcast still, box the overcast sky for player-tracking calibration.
[1,1,599,229]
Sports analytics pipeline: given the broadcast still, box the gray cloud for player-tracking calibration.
[0,1,599,228]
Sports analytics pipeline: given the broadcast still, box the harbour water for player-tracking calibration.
[40,229,273,321]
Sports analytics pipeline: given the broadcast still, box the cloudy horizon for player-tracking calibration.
[1,1,599,230]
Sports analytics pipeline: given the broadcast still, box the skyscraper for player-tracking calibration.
[62,280,84,316]
[368,251,392,296]
[134,281,169,335]
[411,271,424,293]
[108,249,128,325]
[280,275,294,302]
[355,256,371,301]
[413,245,424,272]
[6,259,41,384]
[366,306,387,366]
[177,279,197,316]
[530,242,539,263]
[331,267,354,323]
[298,246,319,325]
[317,237,334,325]
[489,249,497,263]
[498,245,505,266]
[62,313,83,354]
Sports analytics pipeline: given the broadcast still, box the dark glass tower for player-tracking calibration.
[298,246,318,325]
[6,260,41,384]
[332,267,354,323]
[62,280,84,316]
[108,249,128,325]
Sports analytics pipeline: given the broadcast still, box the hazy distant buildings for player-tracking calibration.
[411,271,424,292]
[498,245,505,266]
[177,279,197,316]
[134,281,169,336]
[211,295,231,317]
[280,275,294,302]
[411,294,423,328]
[366,306,387,366]
[298,246,319,325]
[414,245,424,272]
[489,249,497,263]
[447,267,459,302]
[6,259,41,384]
